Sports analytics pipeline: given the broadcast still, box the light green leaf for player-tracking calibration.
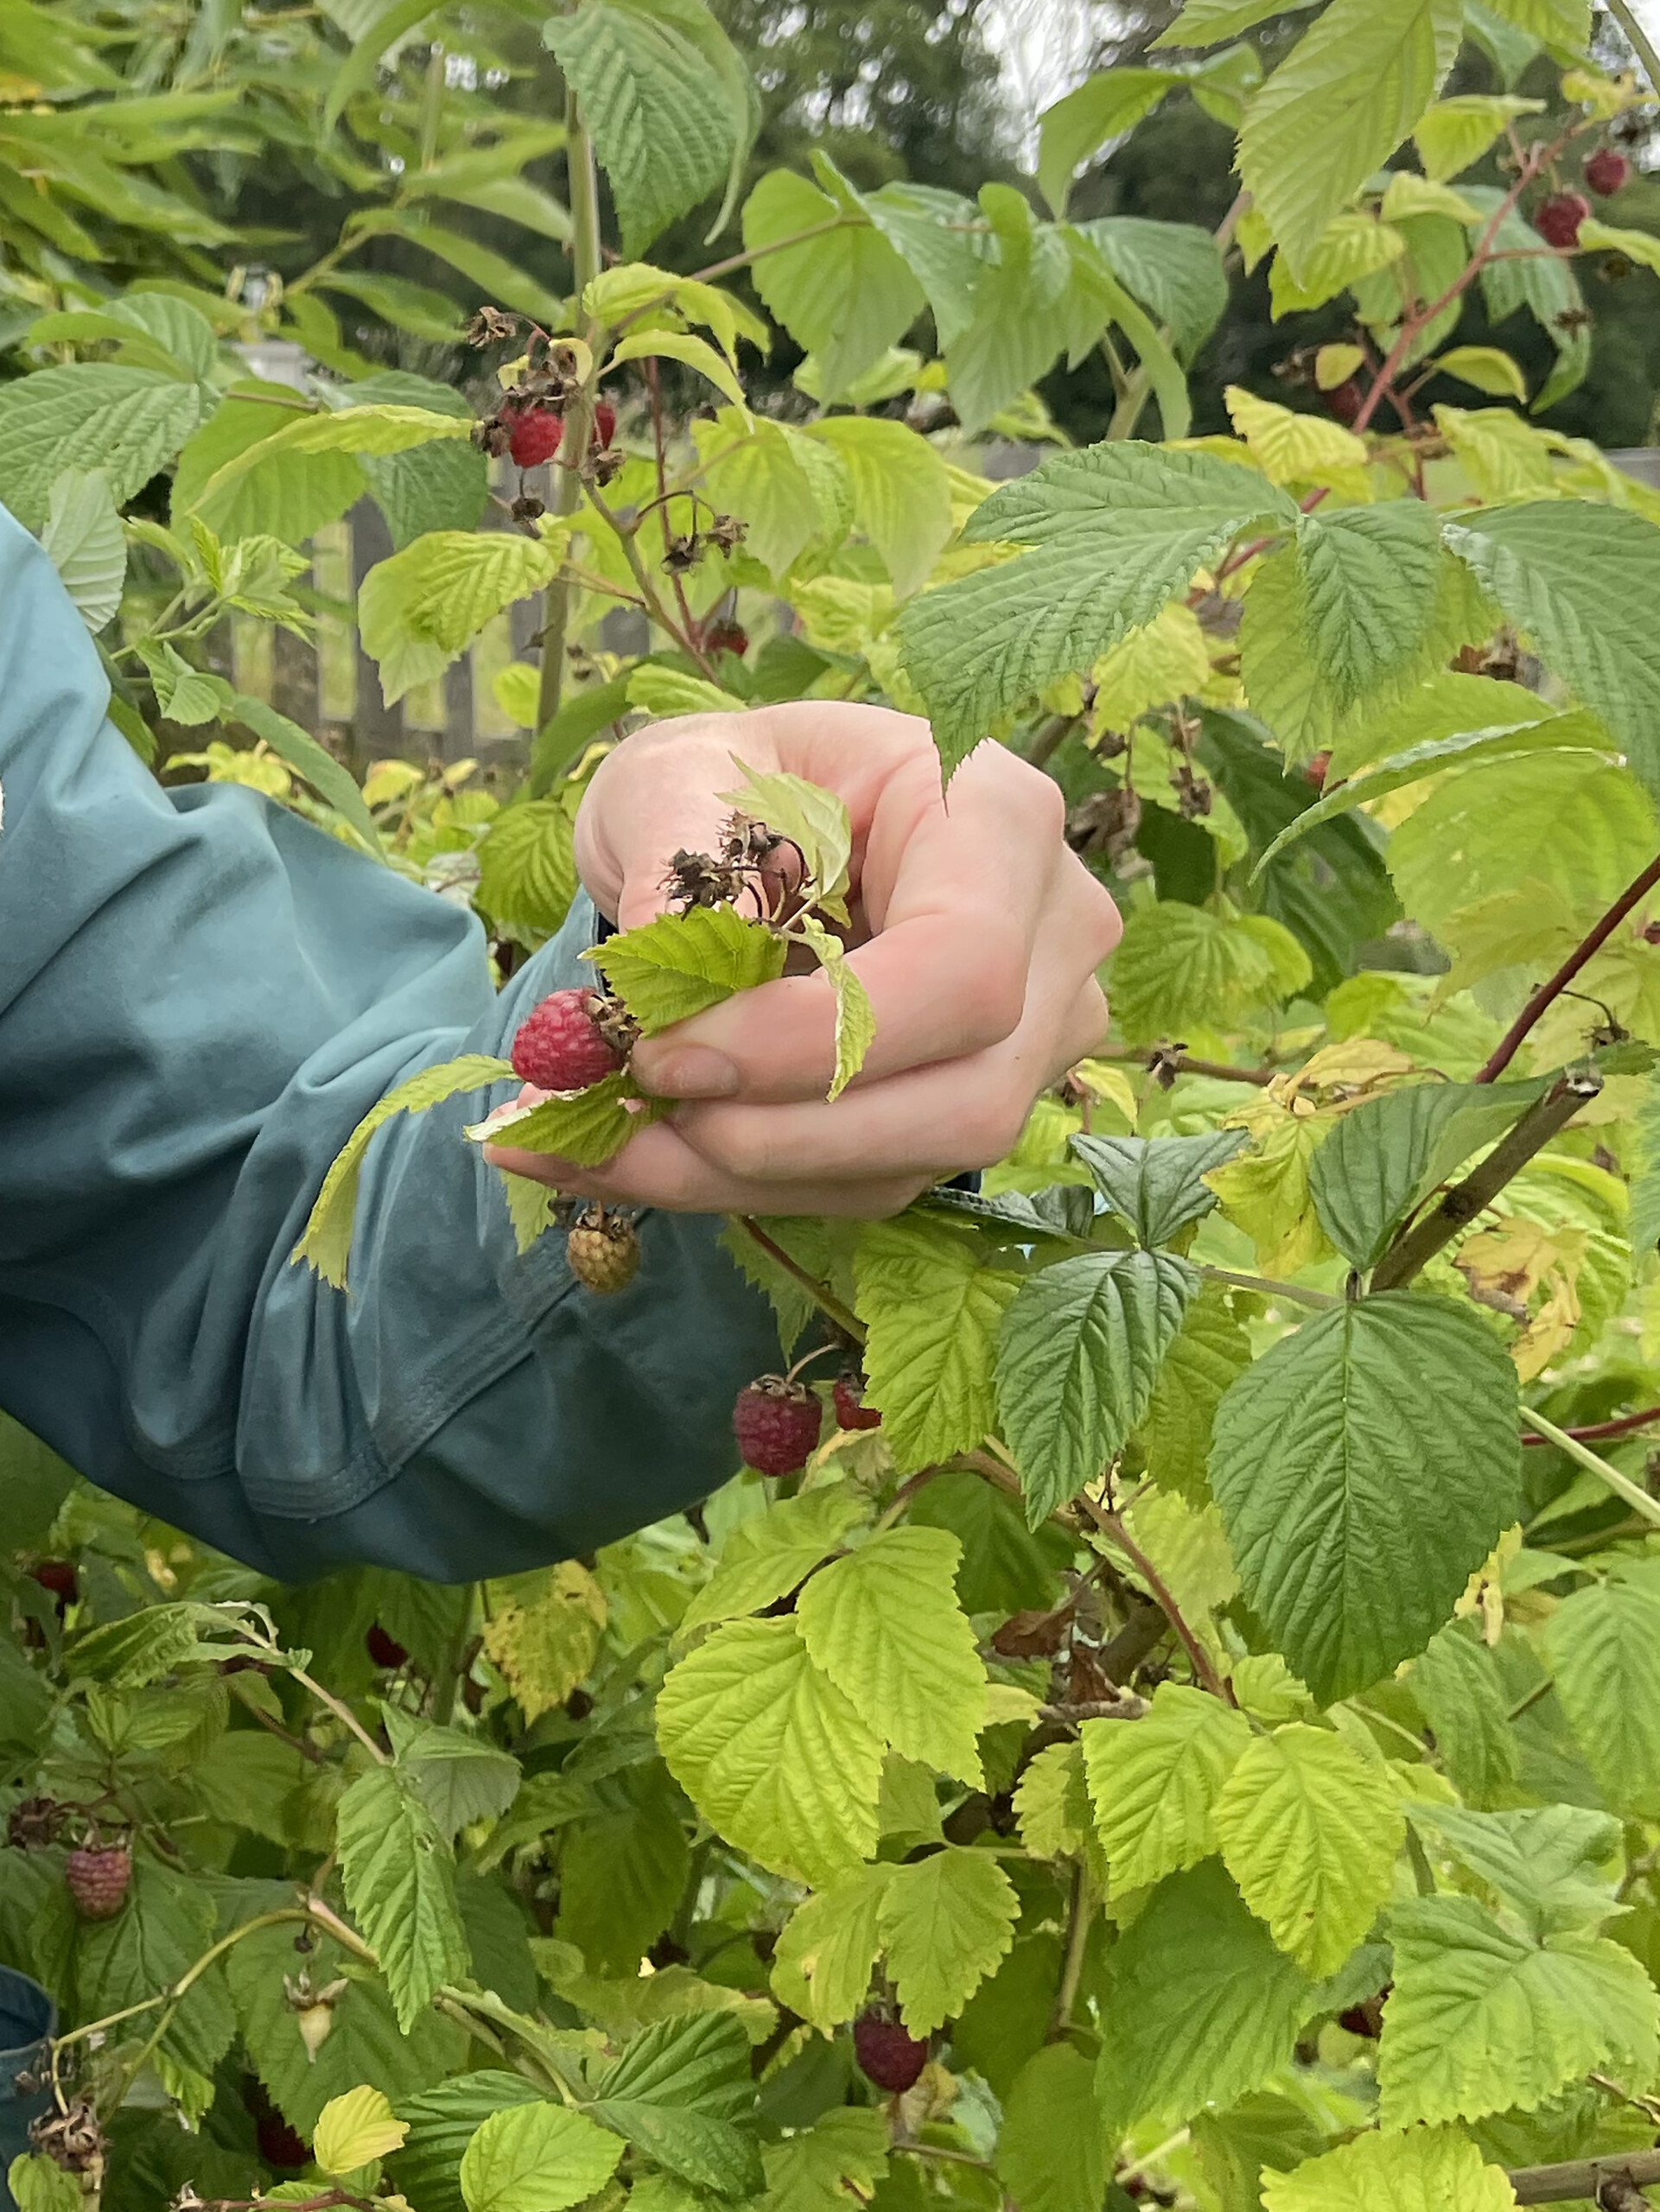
[387,2075,544,2212]
[1013,1740,1094,1862]
[718,762,853,906]
[656,1617,884,1885]
[1154,0,1319,45]
[1436,344,1530,400]
[996,1249,1197,1526]
[460,2101,624,2212]
[0,364,205,532]
[41,467,124,632]
[611,327,747,409]
[877,1847,1020,2035]
[1251,714,1611,874]
[1082,1681,1251,1891]
[384,1713,524,1842]
[860,180,988,351]
[1377,1894,1659,2128]
[771,1864,894,2031]
[1291,501,1445,714]
[854,1216,1024,1471]
[898,442,1290,777]
[1409,1802,1621,1936]
[171,381,363,543]
[187,404,471,519]
[1408,1626,1520,1810]
[314,2086,409,2176]
[1226,383,1371,480]
[1139,1282,1254,1503]
[545,0,752,254]
[626,665,746,718]
[1209,1294,1521,1702]
[994,2047,1107,2212]
[294,1053,515,1287]
[742,166,924,400]
[588,904,788,1033]
[359,531,561,705]
[677,1484,869,1639]
[1107,899,1307,1045]
[1077,216,1230,363]
[1213,1724,1404,1976]
[584,262,768,361]
[6,2157,80,2212]
[464,1072,639,1170]
[1262,2127,1519,2212]
[759,2110,887,2212]
[694,413,844,580]
[1415,93,1543,181]
[475,802,578,941]
[1542,1577,1660,1818]
[1089,601,1213,726]
[796,917,876,1103]
[1238,0,1463,280]
[1308,1079,1544,1272]
[231,691,385,857]
[1443,500,1660,791]
[1069,1129,1247,1248]
[480,1560,607,1724]
[806,416,954,597]
[336,1764,469,2032]
[1035,69,1180,219]
[796,1526,988,1783]
[1095,1860,1315,2139]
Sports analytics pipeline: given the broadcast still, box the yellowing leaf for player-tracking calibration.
[481,1561,607,1722]
[1314,343,1366,390]
[855,1217,1021,1471]
[876,1847,1020,2035]
[1378,170,1480,223]
[795,1526,988,1783]
[463,1071,640,1168]
[657,1617,884,1885]
[771,1864,894,2030]
[1214,1724,1404,1975]
[1082,1683,1251,1891]
[1224,385,1367,485]
[1262,2126,1518,2212]
[314,2086,409,2176]
[359,532,561,704]
[611,327,747,410]
[1090,602,1212,729]
[1435,346,1529,402]
[1415,93,1542,182]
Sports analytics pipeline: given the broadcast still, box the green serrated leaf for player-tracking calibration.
[771,1864,894,2031]
[1542,1576,1660,1818]
[1262,2126,1518,2212]
[1095,1860,1315,2139]
[1209,1294,1521,1702]
[795,916,875,1101]
[1409,1625,1520,1810]
[460,2101,624,2212]
[1081,1682,1251,1893]
[877,1847,1019,2035]
[1409,1802,1620,1937]
[475,802,578,941]
[854,1216,1023,1471]
[718,762,854,906]
[898,443,1291,777]
[588,904,788,1033]
[1070,1130,1248,1248]
[759,2109,888,2212]
[806,415,955,597]
[1213,1724,1404,1976]
[359,531,562,706]
[742,166,925,403]
[463,1071,640,1170]
[1139,1282,1254,1503]
[657,1617,884,1885]
[997,1249,1197,1525]
[294,1053,514,1288]
[336,1764,469,2033]
[389,2075,543,2212]
[231,691,384,856]
[384,1712,522,1843]
[795,1526,987,1783]
[678,1484,868,1639]
[1377,1893,1658,2128]
[591,2012,761,2198]
[41,467,124,632]
[186,404,471,521]
[0,364,206,532]
[994,2046,1107,2212]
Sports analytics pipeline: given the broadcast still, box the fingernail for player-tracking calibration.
[636,1045,740,1098]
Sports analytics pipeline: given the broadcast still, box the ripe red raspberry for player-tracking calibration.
[832,1374,881,1432]
[703,618,749,658]
[511,988,628,1091]
[1304,750,1332,788]
[592,399,618,448]
[366,1622,408,1669]
[734,1378,822,1474]
[854,2011,927,2093]
[1587,149,1631,196]
[1536,191,1591,248]
[66,1844,130,1920]
[509,405,564,469]
[567,1208,640,1294]
[29,1560,77,1616]
[1325,379,1362,425]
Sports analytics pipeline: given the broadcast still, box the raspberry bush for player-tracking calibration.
[12,4,1660,2212]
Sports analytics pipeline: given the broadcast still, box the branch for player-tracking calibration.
[1370,1071,1602,1291]
[1077,1496,1235,1702]
[1523,1406,1660,1446]
[1476,849,1660,1082]
[1508,2149,1660,2205]
[736,1217,865,1343]
[1094,1042,1274,1088]
[1048,1864,1096,2037]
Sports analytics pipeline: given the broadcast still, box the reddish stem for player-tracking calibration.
[1475,849,1660,1083]
[1522,1407,1660,1446]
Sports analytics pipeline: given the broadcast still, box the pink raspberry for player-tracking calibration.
[511,989,627,1092]
[733,1379,822,1475]
[1535,191,1590,249]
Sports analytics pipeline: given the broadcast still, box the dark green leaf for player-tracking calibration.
[1069,1130,1247,1249]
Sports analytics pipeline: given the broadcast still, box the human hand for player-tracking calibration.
[484,701,1121,1217]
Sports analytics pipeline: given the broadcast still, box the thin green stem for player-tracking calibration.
[1048,1863,1095,2038]
[687,215,855,287]
[536,88,604,736]
[285,1662,391,1764]
[1519,1407,1660,1531]
[1196,1264,1341,1311]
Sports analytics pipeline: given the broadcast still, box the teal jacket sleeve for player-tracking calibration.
[0,505,779,1582]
